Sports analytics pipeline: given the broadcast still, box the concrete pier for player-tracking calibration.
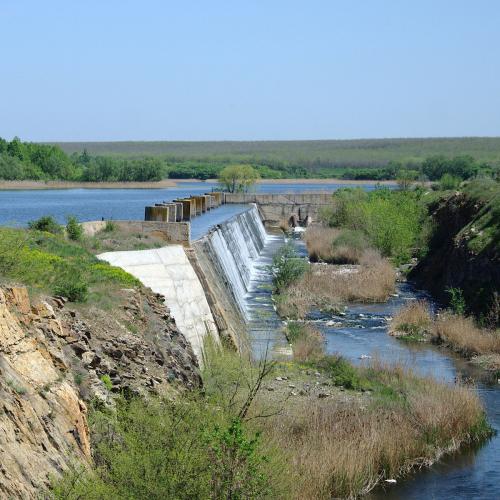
[145,205,169,222]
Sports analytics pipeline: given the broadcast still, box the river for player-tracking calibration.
[240,233,500,498]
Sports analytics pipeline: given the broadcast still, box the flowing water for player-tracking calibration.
[204,214,500,498]
[199,205,290,358]
[306,282,500,499]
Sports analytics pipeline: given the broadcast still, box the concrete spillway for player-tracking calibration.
[199,205,269,320]
[97,246,219,360]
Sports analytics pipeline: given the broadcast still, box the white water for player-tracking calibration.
[201,204,291,358]
[202,204,269,320]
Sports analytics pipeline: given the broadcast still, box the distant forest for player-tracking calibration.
[1,136,499,182]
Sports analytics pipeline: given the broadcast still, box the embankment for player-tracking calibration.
[410,185,500,321]
[0,180,176,190]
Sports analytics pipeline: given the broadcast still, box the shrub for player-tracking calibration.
[447,287,466,315]
[28,215,62,234]
[104,220,116,232]
[66,216,83,241]
[321,189,426,264]
[100,374,113,391]
[52,396,279,499]
[53,276,89,302]
[439,173,461,190]
[271,243,309,292]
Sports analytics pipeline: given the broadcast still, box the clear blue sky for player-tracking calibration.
[1,0,499,141]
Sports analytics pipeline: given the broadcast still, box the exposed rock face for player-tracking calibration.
[0,287,90,498]
[410,192,500,322]
[0,285,201,498]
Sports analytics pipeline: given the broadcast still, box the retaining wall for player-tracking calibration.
[81,220,190,243]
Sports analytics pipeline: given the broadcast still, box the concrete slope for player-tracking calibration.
[98,246,219,360]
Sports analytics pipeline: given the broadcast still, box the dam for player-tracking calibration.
[98,204,290,362]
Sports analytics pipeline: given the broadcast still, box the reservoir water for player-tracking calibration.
[0,181,384,228]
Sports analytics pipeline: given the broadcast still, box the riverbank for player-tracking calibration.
[0,179,177,190]
[180,177,399,185]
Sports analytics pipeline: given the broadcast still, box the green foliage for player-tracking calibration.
[447,287,466,315]
[218,164,260,192]
[65,216,83,241]
[439,173,461,190]
[28,216,62,234]
[0,226,139,302]
[52,395,276,499]
[100,374,113,391]
[331,229,368,253]
[322,188,426,263]
[312,356,369,390]
[271,243,309,292]
[90,263,140,286]
[7,379,27,395]
[422,155,479,181]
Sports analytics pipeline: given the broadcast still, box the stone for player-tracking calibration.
[32,301,56,319]
[4,286,31,314]
[318,392,329,398]
[81,351,95,366]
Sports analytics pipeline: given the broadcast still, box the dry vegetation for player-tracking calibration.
[277,250,396,319]
[305,226,367,264]
[435,313,500,358]
[390,303,500,371]
[286,322,325,362]
[254,360,488,499]
[389,300,433,340]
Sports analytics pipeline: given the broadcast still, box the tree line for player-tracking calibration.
[0,137,497,183]
[0,137,164,182]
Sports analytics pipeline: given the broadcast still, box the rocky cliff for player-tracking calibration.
[410,188,500,323]
[0,284,201,498]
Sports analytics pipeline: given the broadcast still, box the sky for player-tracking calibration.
[0,0,499,141]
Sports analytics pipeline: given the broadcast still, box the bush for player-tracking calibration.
[389,300,433,340]
[28,215,62,234]
[53,276,89,302]
[52,395,277,499]
[104,220,116,232]
[321,189,426,264]
[439,173,461,190]
[66,216,83,241]
[271,243,309,292]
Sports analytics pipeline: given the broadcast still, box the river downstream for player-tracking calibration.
[241,234,500,499]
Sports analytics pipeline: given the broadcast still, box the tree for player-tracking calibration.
[396,169,418,191]
[218,164,260,193]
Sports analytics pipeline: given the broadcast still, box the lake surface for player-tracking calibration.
[0,181,384,228]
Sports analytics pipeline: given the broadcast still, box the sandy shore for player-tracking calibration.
[0,177,397,190]
[0,180,177,190]
[176,178,398,185]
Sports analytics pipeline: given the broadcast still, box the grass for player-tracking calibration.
[260,357,490,499]
[389,300,433,340]
[277,250,396,319]
[286,322,325,362]
[51,339,491,499]
[54,137,500,168]
[435,313,500,358]
[305,226,368,264]
[0,226,140,303]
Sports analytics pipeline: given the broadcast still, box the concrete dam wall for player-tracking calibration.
[98,246,219,361]
[97,205,274,361]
